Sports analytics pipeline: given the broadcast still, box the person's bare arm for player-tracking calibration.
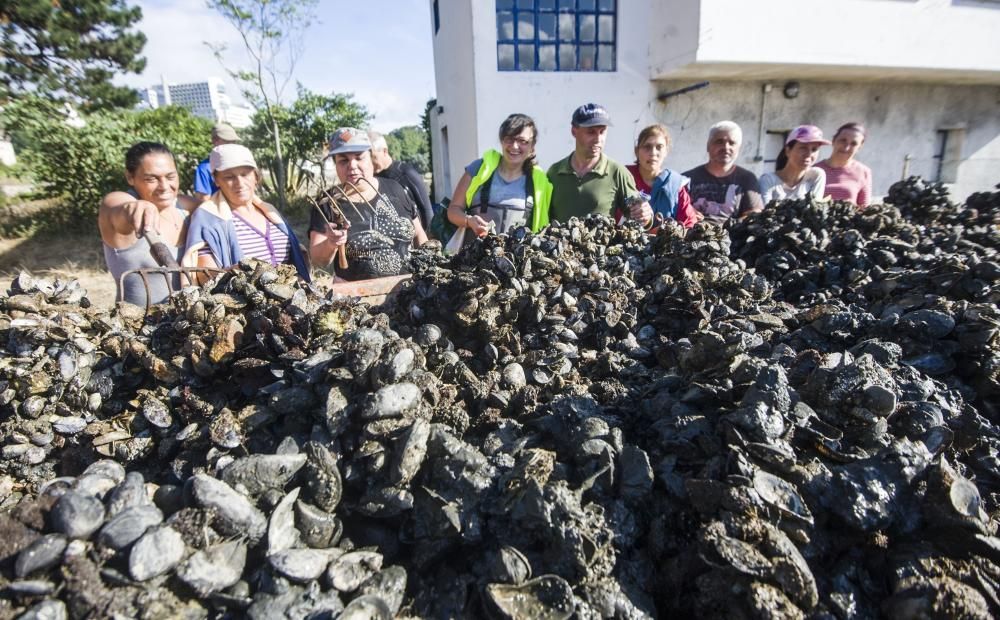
[193,252,221,286]
[412,218,429,246]
[179,241,218,286]
[446,172,489,236]
[177,195,202,212]
[628,200,654,228]
[99,191,160,246]
[446,172,472,227]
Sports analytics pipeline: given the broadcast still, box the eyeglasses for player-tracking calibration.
[502,136,533,148]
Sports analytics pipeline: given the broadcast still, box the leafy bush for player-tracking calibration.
[5,98,212,225]
[385,125,429,174]
[244,86,370,201]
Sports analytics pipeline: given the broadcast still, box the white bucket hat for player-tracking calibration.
[210,143,258,172]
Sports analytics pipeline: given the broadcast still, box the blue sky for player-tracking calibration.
[127,0,436,131]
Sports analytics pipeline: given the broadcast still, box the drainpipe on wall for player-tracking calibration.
[755,83,772,163]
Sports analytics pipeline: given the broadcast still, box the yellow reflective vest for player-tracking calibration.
[464,149,552,233]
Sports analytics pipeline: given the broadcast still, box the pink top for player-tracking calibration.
[817,159,872,207]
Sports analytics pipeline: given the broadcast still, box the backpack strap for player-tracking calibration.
[477,169,494,215]
[475,163,535,218]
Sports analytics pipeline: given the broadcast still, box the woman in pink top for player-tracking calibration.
[817,122,873,207]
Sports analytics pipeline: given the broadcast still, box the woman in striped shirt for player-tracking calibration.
[183,144,309,282]
[817,122,873,207]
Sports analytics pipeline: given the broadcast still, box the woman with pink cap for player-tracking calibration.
[817,122,872,207]
[759,125,829,204]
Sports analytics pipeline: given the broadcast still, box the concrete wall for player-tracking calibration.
[428,0,1000,202]
[651,79,1000,200]
[468,1,656,193]
[653,0,1000,82]
[430,0,657,200]
[428,0,479,201]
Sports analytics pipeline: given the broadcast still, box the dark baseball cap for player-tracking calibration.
[571,103,612,127]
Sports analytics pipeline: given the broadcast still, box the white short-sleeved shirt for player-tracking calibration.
[759,168,826,203]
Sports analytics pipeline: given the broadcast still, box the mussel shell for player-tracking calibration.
[485,575,576,620]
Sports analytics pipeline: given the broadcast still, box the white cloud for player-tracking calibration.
[123,0,247,101]
[121,0,437,131]
[350,84,431,133]
[282,0,436,132]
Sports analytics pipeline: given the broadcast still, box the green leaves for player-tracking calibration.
[244,85,370,197]
[0,0,147,111]
[5,98,212,224]
[385,126,430,175]
[206,0,320,208]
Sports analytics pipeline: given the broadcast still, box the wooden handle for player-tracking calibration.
[143,229,180,269]
[337,246,348,270]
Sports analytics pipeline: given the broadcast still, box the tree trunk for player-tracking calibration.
[271,116,287,210]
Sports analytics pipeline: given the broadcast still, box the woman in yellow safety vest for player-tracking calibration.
[447,113,552,238]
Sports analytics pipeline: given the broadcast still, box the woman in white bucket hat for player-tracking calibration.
[183,143,309,282]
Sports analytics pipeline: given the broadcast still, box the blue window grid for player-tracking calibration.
[496,0,616,72]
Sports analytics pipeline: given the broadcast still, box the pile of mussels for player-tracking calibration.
[0,177,998,619]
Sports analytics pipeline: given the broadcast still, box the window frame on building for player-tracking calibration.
[496,0,617,73]
[763,130,790,166]
[933,126,965,184]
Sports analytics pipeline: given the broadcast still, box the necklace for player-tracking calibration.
[158,210,182,232]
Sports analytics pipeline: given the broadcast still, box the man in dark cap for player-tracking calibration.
[547,103,651,226]
[193,123,240,202]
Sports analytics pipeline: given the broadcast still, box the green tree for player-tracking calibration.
[421,98,436,198]
[0,0,147,111]
[6,97,211,224]
[206,0,319,209]
[384,125,430,175]
[244,85,370,198]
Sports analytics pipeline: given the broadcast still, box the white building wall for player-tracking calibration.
[220,105,254,129]
[470,1,656,186]
[430,0,658,200]
[651,79,1000,201]
[653,0,1000,82]
[429,0,1000,203]
[429,0,479,201]
[0,139,15,167]
[139,77,255,128]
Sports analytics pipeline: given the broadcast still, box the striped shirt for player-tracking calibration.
[199,213,290,266]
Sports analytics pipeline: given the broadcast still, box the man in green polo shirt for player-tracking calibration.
[547,103,652,226]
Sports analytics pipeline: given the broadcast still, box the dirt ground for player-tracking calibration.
[0,230,118,309]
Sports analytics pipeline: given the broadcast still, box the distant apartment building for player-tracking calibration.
[427,0,1000,201]
[140,77,254,128]
[0,134,14,167]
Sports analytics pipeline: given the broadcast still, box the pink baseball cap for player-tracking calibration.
[786,125,831,145]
